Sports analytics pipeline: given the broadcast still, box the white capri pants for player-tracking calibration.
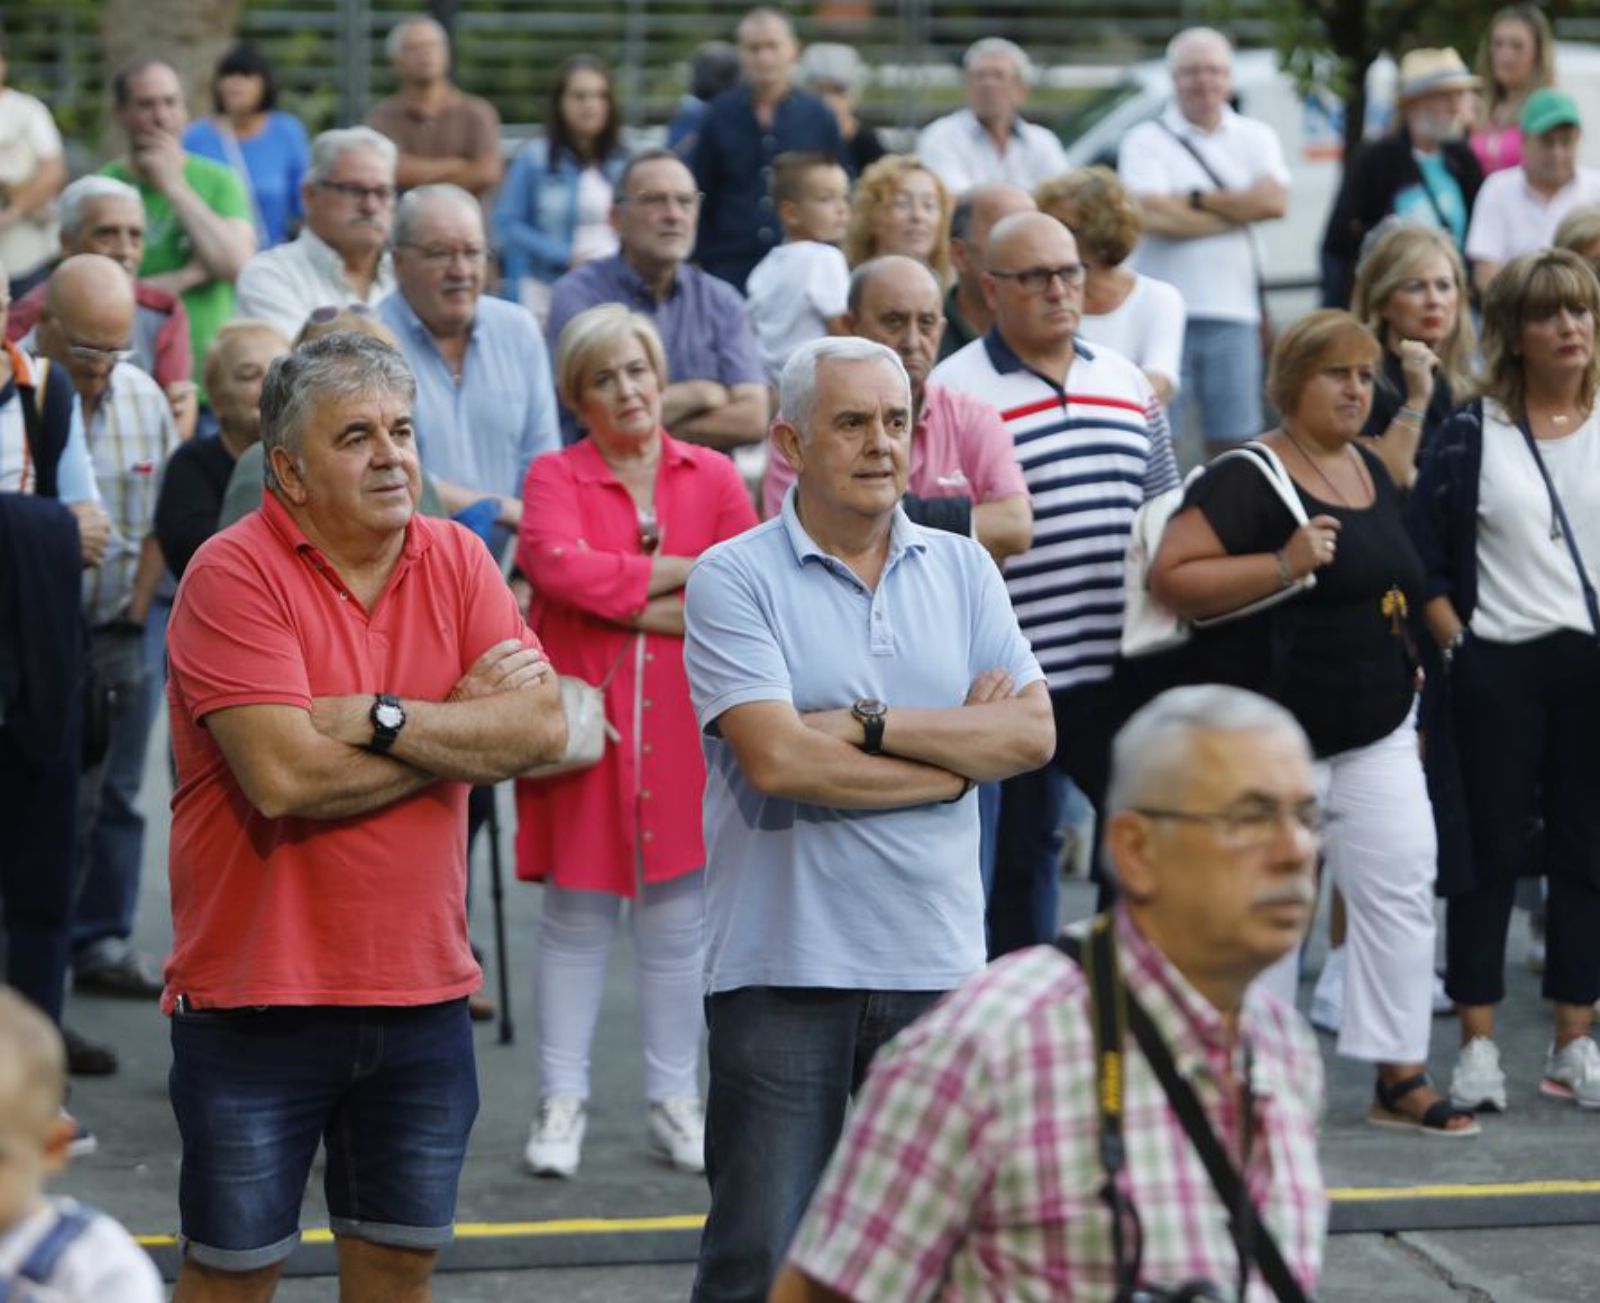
[536,873,705,1101]
[1257,709,1437,1064]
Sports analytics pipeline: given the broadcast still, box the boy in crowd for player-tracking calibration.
[0,989,161,1300]
[745,151,851,383]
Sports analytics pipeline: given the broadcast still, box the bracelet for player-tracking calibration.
[943,777,975,804]
[1440,629,1467,665]
[1395,404,1425,426]
[1273,548,1294,588]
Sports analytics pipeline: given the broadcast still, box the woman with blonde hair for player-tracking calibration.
[843,155,952,285]
[1352,221,1478,486]
[1471,4,1556,175]
[1409,249,1600,1115]
[1554,204,1600,274]
[515,305,757,1179]
[1151,310,1474,1136]
[1037,166,1185,406]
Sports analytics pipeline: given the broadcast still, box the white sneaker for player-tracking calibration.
[524,1096,586,1177]
[1543,1037,1600,1110]
[648,1096,706,1173]
[1450,1037,1508,1112]
[1308,948,1345,1034]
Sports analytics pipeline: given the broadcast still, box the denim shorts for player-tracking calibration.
[169,999,478,1271]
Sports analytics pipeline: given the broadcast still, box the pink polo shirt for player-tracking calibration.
[162,491,539,1013]
[761,379,1028,518]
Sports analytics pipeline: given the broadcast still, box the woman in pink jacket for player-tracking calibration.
[515,305,757,1179]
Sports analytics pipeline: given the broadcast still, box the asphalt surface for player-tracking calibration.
[47,709,1600,1301]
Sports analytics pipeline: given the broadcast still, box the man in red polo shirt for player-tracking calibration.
[162,330,565,1300]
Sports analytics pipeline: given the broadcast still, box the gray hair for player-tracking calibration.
[847,254,942,315]
[59,176,143,244]
[964,37,1033,84]
[1106,686,1308,822]
[385,15,447,62]
[392,183,482,248]
[800,43,865,95]
[777,337,911,439]
[1166,26,1233,71]
[259,331,416,492]
[307,126,397,186]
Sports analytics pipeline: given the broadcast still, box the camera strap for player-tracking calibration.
[1056,918,1309,1303]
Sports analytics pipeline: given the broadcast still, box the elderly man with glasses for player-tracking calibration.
[29,254,177,1018]
[547,149,768,450]
[930,211,1179,957]
[236,126,400,339]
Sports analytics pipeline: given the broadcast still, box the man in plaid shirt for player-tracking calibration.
[774,685,1328,1302]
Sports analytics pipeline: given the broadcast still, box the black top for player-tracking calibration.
[154,434,237,580]
[1177,444,1424,757]
[842,124,888,177]
[1363,347,1455,450]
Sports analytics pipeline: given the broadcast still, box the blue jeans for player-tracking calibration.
[692,986,943,1303]
[169,999,479,1271]
[989,764,1067,958]
[72,607,166,968]
[1177,317,1263,463]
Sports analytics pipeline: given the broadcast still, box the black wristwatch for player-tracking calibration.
[1188,188,1205,211]
[369,693,406,753]
[851,698,888,755]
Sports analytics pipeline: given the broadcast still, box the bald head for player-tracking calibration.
[983,213,1083,354]
[847,254,942,315]
[950,184,1037,291]
[847,255,947,399]
[41,255,137,404]
[986,211,1077,268]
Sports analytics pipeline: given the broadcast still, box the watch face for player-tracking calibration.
[375,702,405,730]
[855,698,887,719]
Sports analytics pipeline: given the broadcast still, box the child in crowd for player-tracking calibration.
[745,151,852,384]
[0,990,162,1301]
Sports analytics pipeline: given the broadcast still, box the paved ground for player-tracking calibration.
[48,711,1600,1300]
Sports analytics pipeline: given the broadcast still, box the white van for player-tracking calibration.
[1062,43,1600,294]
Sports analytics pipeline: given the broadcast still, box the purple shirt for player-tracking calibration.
[763,380,1028,519]
[547,253,765,444]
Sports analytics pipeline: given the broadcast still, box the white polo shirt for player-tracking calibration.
[1465,165,1600,268]
[1119,103,1288,324]
[917,109,1070,196]
[235,228,396,340]
[930,330,1179,692]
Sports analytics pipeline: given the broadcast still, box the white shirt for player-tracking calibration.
[0,89,63,278]
[1076,272,1187,398]
[1465,165,1600,268]
[235,227,396,339]
[1473,402,1600,644]
[744,240,850,384]
[916,108,1070,196]
[1119,104,1289,324]
[570,165,620,265]
[0,1197,163,1302]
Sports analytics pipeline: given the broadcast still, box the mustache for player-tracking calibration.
[1253,880,1316,909]
[441,278,476,293]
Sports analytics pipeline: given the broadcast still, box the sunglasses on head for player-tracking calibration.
[638,510,661,555]
[307,302,377,325]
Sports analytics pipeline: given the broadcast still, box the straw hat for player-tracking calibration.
[1397,48,1481,103]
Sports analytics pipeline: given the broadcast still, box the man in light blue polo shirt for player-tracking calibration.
[378,184,559,535]
[684,336,1055,1302]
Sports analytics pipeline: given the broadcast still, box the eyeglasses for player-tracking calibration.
[398,243,488,267]
[1133,799,1328,849]
[989,264,1087,294]
[307,302,377,324]
[619,190,703,213]
[67,341,135,366]
[638,510,661,555]
[318,180,396,204]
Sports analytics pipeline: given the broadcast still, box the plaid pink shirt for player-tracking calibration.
[787,909,1327,1301]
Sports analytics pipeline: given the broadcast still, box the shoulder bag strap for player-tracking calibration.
[1515,418,1600,640]
[12,348,57,500]
[1239,442,1311,528]
[216,119,270,248]
[1156,117,1266,290]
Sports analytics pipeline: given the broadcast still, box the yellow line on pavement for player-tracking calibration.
[1329,1179,1600,1202]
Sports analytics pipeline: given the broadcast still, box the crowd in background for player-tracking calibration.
[4,2,1600,1298]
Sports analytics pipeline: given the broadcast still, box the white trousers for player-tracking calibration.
[1257,711,1438,1064]
[535,874,705,1101]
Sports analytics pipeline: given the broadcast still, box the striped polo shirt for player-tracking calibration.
[930,329,1178,691]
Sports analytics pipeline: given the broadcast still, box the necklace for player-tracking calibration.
[1280,427,1364,508]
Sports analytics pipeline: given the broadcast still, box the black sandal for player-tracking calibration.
[1368,1071,1481,1138]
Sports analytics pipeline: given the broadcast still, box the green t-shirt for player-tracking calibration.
[102,155,249,401]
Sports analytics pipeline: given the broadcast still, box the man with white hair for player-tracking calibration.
[916,38,1069,196]
[368,15,503,200]
[235,127,399,337]
[378,183,559,532]
[774,685,1328,1302]
[1119,27,1289,461]
[684,335,1055,1301]
[7,175,196,436]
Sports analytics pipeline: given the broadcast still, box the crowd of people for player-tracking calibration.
[2,3,1599,1299]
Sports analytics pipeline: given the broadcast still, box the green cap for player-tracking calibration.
[1522,88,1581,137]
